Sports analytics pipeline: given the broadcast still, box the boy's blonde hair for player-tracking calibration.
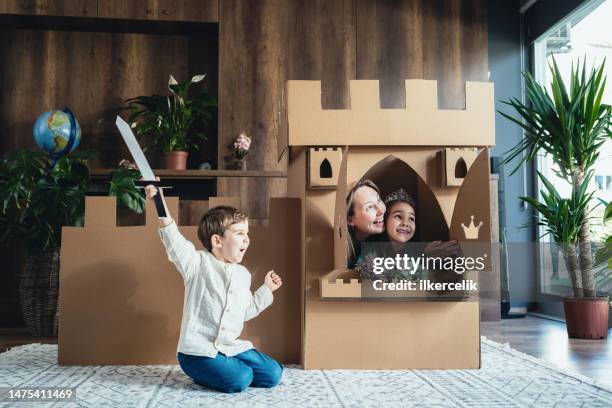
[198,206,248,251]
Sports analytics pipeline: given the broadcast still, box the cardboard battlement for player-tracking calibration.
[59,196,301,365]
[286,80,495,148]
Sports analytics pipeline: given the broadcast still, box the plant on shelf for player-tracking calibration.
[125,74,217,170]
[0,150,146,336]
[229,131,252,170]
[109,159,146,214]
[500,57,612,339]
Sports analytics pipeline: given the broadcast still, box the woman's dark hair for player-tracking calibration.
[346,179,381,268]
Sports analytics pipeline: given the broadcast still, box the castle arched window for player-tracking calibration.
[454,158,467,179]
[320,158,332,178]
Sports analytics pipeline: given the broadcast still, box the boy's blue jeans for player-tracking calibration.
[177,349,283,393]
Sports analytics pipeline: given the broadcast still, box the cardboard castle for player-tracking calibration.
[59,79,495,370]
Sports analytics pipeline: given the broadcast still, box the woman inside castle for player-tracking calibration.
[356,188,424,281]
[346,179,386,268]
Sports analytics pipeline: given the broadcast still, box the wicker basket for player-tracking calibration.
[19,247,60,337]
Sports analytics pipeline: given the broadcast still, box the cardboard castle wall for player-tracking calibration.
[286,80,494,148]
[289,147,489,369]
[320,148,491,299]
[286,79,494,369]
[58,196,301,365]
[58,78,494,370]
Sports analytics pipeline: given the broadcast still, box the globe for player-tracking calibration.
[33,109,81,159]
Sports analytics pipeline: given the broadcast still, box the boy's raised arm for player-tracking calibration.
[145,183,202,281]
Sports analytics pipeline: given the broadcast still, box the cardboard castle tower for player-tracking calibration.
[284,79,495,369]
[58,79,494,370]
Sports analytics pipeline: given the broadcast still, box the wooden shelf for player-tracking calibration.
[90,169,287,180]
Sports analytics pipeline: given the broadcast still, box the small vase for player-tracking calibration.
[234,160,247,171]
[161,151,188,170]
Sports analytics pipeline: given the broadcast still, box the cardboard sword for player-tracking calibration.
[115,116,168,218]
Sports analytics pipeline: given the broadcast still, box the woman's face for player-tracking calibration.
[386,201,416,244]
[349,186,386,239]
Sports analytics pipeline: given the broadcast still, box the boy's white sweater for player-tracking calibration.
[159,222,273,358]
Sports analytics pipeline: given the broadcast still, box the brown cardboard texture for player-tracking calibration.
[286,79,494,369]
[333,146,349,270]
[319,149,490,298]
[58,196,301,365]
[308,147,344,189]
[287,80,494,147]
[442,147,480,187]
[290,147,487,369]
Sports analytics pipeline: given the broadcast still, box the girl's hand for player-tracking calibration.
[264,270,283,292]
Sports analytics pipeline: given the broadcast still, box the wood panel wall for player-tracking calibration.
[0,24,217,327]
[0,0,217,21]
[0,0,97,17]
[98,0,218,22]
[0,28,217,169]
[218,0,488,217]
[0,0,488,327]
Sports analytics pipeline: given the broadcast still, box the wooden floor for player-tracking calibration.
[1,315,611,387]
[481,315,612,387]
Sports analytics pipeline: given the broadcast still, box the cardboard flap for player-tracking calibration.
[450,149,491,242]
[278,85,289,161]
[350,80,380,111]
[405,80,438,110]
[333,146,349,270]
[84,196,117,230]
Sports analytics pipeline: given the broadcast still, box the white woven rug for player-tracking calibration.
[1,337,611,407]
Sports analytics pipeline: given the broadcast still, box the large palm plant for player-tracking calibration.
[521,172,595,297]
[500,58,612,298]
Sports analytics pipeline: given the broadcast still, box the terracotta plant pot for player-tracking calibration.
[563,297,610,339]
[161,151,188,170]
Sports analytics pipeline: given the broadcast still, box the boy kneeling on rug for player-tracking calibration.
[145,183,283,393]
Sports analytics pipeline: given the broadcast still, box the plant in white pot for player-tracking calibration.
[500,58,611,338]
[125,74,217,170]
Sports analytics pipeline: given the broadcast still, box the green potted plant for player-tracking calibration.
[500,58,612,338]
[0,150,146,336]
[594,202,611,295]
[0,150,90,336]
[109,159,146,214]
[125,74,217,170]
